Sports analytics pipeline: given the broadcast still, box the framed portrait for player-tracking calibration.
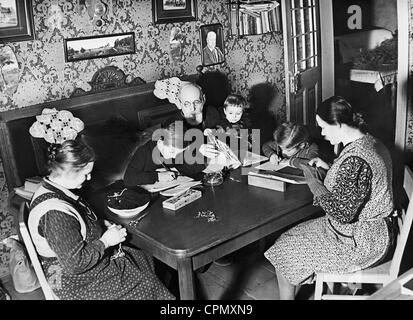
[152,0,197,24]
[0,0,35,43]
[64,32,135,62]
[200,23,225,67]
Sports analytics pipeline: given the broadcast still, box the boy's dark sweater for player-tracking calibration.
[123,140,206,187]
[262,140,319,168]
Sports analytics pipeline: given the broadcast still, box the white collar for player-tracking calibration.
[44,178,80,201]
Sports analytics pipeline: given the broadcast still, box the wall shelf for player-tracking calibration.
[229,0,282,36]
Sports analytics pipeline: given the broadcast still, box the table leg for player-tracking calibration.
[177,257,196,300]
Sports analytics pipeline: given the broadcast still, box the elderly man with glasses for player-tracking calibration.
[165,82,222,160]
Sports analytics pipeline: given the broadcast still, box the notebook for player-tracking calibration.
[160,181,202,197]
[250,161,306,184]
[140,175,194,193]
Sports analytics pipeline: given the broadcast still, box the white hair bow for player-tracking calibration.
[29,108,84,144]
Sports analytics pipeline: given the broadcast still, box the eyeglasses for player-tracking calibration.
[182,100,203,109]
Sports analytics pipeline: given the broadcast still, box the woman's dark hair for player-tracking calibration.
[154,120,189,148]
[317,96,368,133]
[223,94,248,110]
[274,122,310,149]
[47,139,96,174]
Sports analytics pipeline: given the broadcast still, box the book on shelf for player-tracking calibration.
[235,2,281,36]
[24,176,43,193]
[14,176,43,200]
[14,187,34,200]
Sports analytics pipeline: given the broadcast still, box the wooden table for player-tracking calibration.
[90,170,319,300]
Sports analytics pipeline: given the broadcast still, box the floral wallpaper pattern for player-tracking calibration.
[407,1,413,152]
[0,0,284,278]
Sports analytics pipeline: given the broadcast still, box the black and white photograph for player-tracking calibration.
[0,0,17,27]
[163,0,186,10]
[2,0,413,310]
[152,0,197,24]
[200,23,225,66]
[64,32,135,62]
[0,0,34,42]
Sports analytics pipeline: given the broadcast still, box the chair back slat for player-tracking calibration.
[404,166,413,200]
[390,166,413,278]
[18,201,57,300]
[397,216,403,236]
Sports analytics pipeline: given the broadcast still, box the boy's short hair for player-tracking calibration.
[273,122,310,149]
[223,94,247,110]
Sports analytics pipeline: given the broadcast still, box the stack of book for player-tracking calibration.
[247,163,306,192]
[231,1,282,36]
[14,176,43,200]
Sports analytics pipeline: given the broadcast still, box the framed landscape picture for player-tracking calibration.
[64,32,135,62]
[0,0,35,43]
[152,0,197,24]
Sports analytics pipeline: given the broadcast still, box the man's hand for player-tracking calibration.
[157,171,176,182]
[199,143,220,159]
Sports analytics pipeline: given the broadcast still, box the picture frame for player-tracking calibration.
[64,32,135,62]
[152,0,197,24]
[0,0,35,43]
[200,23,225,67]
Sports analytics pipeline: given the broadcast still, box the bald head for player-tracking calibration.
[206,31,217,50]
[177,83,205,123]
[178,83,203,102]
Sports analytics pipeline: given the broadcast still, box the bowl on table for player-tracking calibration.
[107,202,150,218]
[106,186,151,218]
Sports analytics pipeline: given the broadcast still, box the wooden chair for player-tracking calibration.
[314,165,413,300]
[18,201,58,300]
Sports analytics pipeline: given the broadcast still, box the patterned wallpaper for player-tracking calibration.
[0,0,285,278]
[407,1,413,153]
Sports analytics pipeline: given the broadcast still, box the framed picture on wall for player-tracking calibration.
[152,0,197,24]
[0,0,35,43]
[64,32,135,62]
[200,23,225,67]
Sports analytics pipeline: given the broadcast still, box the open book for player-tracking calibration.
[251,161,306,184]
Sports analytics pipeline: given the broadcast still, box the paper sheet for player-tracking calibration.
[160,181,202,197]
[255,161,288,171]
[140,175,194,193]
[241,151,269,167]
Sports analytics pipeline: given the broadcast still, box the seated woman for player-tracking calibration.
[123,120,206,187]
[28,139,174,300]
[264,96,394,299]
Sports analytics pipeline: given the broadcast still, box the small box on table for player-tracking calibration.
[248,173,286,192]
[162,189,202,210]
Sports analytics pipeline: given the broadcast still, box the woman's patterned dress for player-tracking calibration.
[29,180,174,300]
[264,134,394,285]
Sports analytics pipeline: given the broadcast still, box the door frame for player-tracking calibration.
[395,0,409,153]
[282,0,334,121]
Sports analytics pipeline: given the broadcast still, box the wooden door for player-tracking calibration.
[282,0,322,137]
